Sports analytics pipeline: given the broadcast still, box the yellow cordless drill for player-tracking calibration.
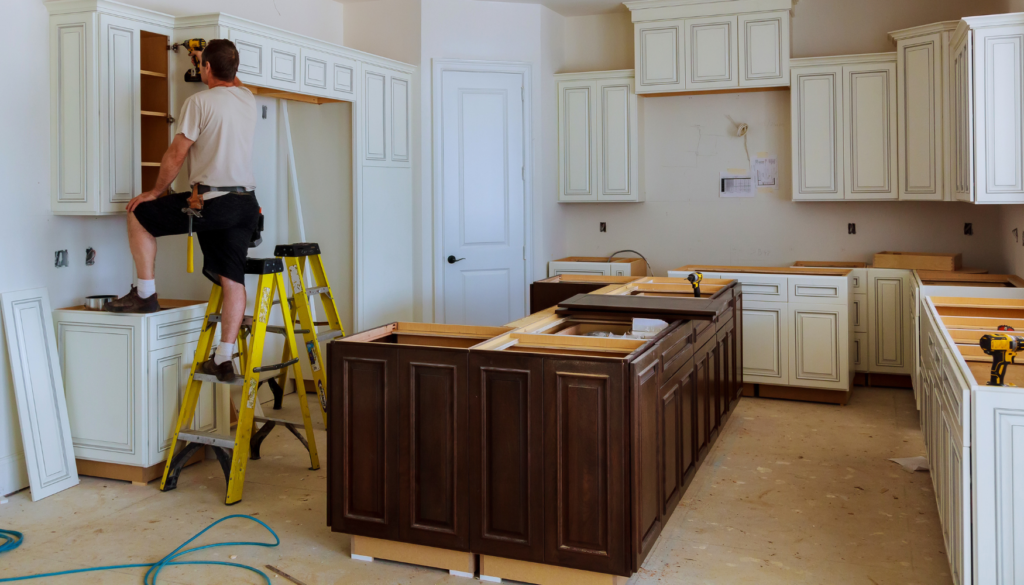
[173,38,207,82]
[687,271,704,298]
[980,328,1024,386]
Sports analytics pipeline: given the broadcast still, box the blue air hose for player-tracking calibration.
[0,514,279,584]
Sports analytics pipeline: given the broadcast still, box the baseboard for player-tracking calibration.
[0,452,28,496]
[866,373,913,389]
[76,447,206,484]
[756,384,849,405]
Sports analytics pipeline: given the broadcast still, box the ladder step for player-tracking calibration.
[254,416,303,427]
[178,430,236,450]
[193,372,246,385]
[272,287,330,306]
[267,325,311,335]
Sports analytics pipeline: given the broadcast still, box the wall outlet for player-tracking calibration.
[964,223,973,235]
[600,222,607,233]
[848,223,856,235]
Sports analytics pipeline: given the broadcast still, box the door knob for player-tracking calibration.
[447,255,465,264]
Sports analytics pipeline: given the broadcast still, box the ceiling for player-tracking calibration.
[337,0,630,17]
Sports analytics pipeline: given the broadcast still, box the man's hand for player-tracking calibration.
[127,191,159,213]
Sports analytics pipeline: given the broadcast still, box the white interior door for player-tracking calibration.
[440,70,526,326]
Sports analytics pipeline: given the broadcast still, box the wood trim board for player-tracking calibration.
[351,535,475,574]
[76,447,205,484]
[480,554,630,585]
[2,288,80,500]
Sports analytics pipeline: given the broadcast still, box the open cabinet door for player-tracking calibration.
[2,288,79,501]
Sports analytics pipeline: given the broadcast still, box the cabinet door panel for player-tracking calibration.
[661,362,690,514]
[363,65,388,162]
[391,75,410,163]
[741,301,789,385]
[852,293,867,333]
[693,342,709,457]
[738,11,789,87]
[331,343,399,539]
[598,81,635,201]
[149,342,213,466]
[685,16,738,90]
[99,15,138,212]
[52,17,94,213]
[635,21,684,93]
[399,348,469,550]
[228,30,268,85]
[58,321,143,465]
[544,358,626,575]
[331,56,356,97]
[868,271,911,374]
[843,61,898,200]
[975,26,1024,202]
[853,331,868,372]
[788,303,848,390]
[559,82,595,201]
[898,35,944,200]
[792,66,844,200]
[631,352,662,567]
[300,47,330,97]
[268,39,300,91]
[469,353,544,562]
[952,38,974,201]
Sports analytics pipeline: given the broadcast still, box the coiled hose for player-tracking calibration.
[0,514,278,584]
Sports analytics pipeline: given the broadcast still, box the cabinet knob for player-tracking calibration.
[447,255,465,264]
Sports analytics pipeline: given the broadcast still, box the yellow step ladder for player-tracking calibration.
[159,257,320,505]
[272,243,345,425]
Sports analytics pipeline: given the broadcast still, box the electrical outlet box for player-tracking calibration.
[848,223,856,235]
[600,222,607,233]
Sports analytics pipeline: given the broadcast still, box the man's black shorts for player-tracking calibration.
[132,191,260,285]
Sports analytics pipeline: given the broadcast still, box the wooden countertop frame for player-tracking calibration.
[674,264,853,277]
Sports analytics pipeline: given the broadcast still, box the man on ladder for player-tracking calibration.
[105,39,257,384]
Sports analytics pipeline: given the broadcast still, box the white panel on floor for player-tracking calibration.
[2,288,79,501]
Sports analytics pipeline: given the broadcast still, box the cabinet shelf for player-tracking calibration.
[141,162,160,167]
[141,69,166,78]
[141,110,167,118]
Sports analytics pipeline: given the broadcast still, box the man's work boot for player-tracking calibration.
[200,359,237,383]
[104,286,161,314]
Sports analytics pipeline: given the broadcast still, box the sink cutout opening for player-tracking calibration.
[369,333,485,348]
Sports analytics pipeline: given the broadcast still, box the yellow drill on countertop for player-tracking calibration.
[687,271,704,298]
[980,328,1024,386]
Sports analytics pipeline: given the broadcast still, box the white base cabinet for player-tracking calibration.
[668,269,852,395]
[556,70,643,203]
[53,302,227,473]
[866,269,913,375]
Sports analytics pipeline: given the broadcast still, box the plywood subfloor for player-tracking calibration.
[0,388,949,584]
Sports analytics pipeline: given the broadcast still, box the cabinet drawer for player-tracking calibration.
[852,293,867,332]
[938,351,969,444]
[849,269,867,292]
[148,306,206,351]
[657,322,694,380]
[853,331,868,372]
[720,273,788,302]
[788,276,848,305]
[693,319,716,351]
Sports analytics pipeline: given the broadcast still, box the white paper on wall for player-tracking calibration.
[753,157,778,188]
[719,172,755,198]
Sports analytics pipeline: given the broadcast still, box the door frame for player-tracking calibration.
[431,59,534,324]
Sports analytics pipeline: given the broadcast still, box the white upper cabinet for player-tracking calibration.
[557,71,643,202]
[48,2,173,216]
[843,60,898,200]
[891,22,959,201]
[684,15,738,90]
[626,0,792,95]
[635,21,685,93]
[361,62,411,167]
[738,11,790,87]
[791,54,897,201]
[951,15,1024,203]
[791,64,843,200]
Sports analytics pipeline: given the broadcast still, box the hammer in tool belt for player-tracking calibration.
[183,185,202,273]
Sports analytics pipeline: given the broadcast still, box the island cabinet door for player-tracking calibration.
[330,343,400,540]
[543,358,628,576]
[468,352,545,563]
[630,349,663,568]
[398,348,470,551]
[717,317,736,417]
[708,334,721,438]
[693,338,711,459]
[734,294,744,400]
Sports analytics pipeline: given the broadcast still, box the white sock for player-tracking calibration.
[214,342,235,365]
[137,279,156,299]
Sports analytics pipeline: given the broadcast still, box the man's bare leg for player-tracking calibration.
[127,211,157,280]
[219,277,246,345]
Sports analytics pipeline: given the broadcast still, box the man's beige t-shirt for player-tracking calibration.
[177,86,257,199]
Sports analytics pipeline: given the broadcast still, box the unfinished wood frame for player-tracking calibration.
[873,252,962,271]
[140,30,169,194]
